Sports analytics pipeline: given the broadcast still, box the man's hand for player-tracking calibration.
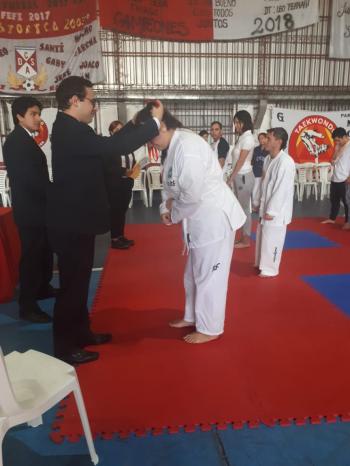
[127,164,141,179]
[161,212,172,225]
[227,176,234,188]
[165,198,173,210]
[264,213,274,220]
[151,100,164,121]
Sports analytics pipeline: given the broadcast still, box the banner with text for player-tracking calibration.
[329,0,350,58]
[100,0,319,41]
[0,0,104,94]
[271,107,350,163]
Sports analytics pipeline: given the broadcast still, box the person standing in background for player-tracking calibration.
[321,127,350,229]
[227,110,255,248]
[199,129,209,142]
[255,128,295,278]
[105,120,139,249]
[251,132,268,210]
[210,121,230,168]
[3,96,55,324]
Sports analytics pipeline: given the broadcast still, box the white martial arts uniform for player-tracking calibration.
[160,129,246,335]
[255,150,296,277]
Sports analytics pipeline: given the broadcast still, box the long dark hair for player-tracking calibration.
[233,110,254,133]
[135,102,183,130]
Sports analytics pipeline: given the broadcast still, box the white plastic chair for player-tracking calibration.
[0,171,11,207]
[130,169,148,207]
[296,163,318,201]
[147,166,163,207]
[316,162,331,200]
[0,347,98,466]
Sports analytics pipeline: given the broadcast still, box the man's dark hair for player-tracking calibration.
[210,121,222,129]
[135,103,183,130]
[258,132,267,138]
[199,129,209,137]
[267,127,289,150]
[11,96,42,125]
[233,110,254,133]
[55,76,93,110]
[332,127,347,139]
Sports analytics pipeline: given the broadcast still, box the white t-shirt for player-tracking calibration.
[232,130,255,175]
[332,141,350,182]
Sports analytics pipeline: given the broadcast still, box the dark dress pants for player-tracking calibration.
[109,177,134,239]
[330,181,349,221]
[48,229,95,356]
[17,226,53,309]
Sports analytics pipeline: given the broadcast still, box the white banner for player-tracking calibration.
[100,0,319,41]
[213,0,319,40]
[271,107,350,163]
[0,0,104,94]
[329,0,350,58]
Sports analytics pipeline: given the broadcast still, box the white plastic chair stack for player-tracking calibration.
[130,169,148,207]
[317,162,331,200]
[0,347,98,466]
[296,163,318,201]
[147,165,163,207]
[0,171,11,208]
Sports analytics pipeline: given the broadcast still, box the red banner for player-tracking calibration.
[0,0,96,39]
[99,0,213,42]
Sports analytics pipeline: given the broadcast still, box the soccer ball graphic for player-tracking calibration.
[23,79,35,92]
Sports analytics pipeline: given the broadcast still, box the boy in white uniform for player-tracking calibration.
[136,105,246,343]
[255,127,296,278]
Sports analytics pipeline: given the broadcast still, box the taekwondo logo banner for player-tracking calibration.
[330,0,350,58]
[99,0,319,41]
[271,108,350,163]
[0,0,104,94]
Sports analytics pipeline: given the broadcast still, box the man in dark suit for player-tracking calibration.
[3,96,55,323]
[47,76,163,365]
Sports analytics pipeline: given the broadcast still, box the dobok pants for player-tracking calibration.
[183,231,235,336]
[255,223,287,277]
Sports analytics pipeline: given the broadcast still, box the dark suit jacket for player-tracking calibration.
[47,112,158,235]
[3,125,49,227]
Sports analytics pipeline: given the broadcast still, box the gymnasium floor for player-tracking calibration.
[2,195,350,466]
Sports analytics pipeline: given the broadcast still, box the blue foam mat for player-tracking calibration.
[251,230,338,250]
[303,274,350,317]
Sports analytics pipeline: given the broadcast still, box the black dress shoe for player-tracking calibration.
[111,238,129,249]
[122,236,135,246]
[58,349,99,365]
[37,285,59,300]
[19,306,52,323]
[79,332,112,346]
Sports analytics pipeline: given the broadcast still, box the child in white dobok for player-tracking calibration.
[255,127,296,277]
[135,105,246,344]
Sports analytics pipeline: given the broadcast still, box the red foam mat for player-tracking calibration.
[52,218,350,441]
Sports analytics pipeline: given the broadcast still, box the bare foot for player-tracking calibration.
[321,219,335,224]
[183,332,219,344]
[342,223,350,230]
[169,319,195,328]
[235,242,250,249]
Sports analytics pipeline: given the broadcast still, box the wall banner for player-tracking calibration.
[271,107,350,163]
[99,0,319,42]
[329,0,350,58]
[0,0,104,94]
